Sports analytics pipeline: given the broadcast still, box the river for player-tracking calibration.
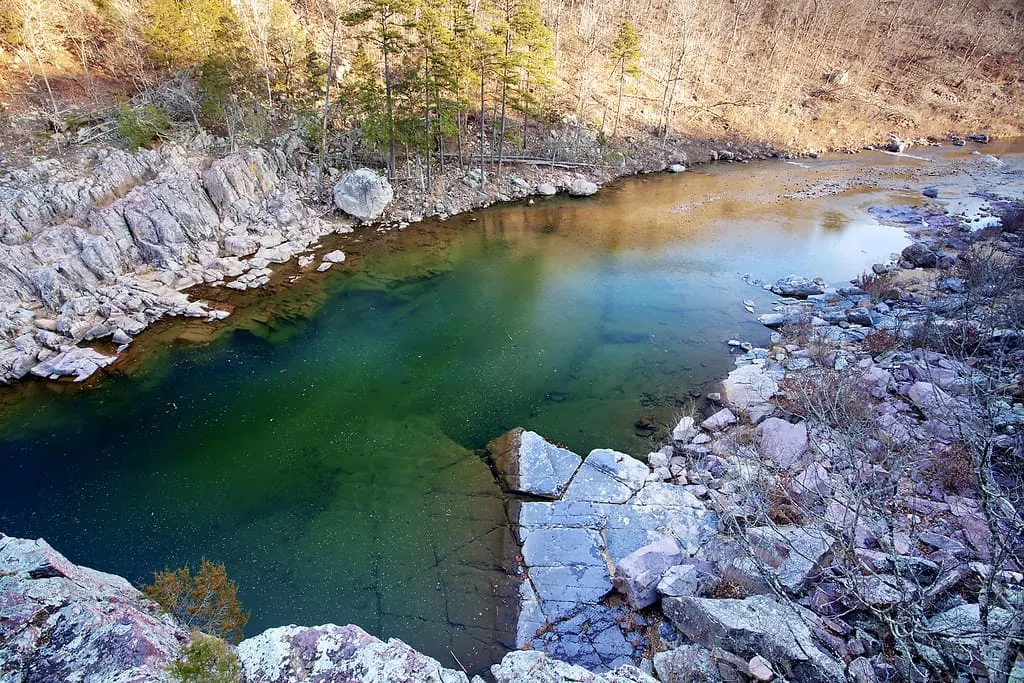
[4,145,1009,672]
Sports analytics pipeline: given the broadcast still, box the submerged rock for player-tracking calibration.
[332,168,394,221]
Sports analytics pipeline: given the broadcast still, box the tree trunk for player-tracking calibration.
[382,15,396,180]
[424,53,432,188]
[479,55,486,184]
[613,63,625,136]
[320,20,337,173]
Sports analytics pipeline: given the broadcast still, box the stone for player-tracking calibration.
[321,249,346,263]
[29,346,116,382]
[922,187,939,199]
[657,563,714,598]
[901,243,938,268]
[332,168,394,221]
[491,650,657,683]
[613,536,684,608]
[747,655,774,681]
[111,328,132,346]
[756,418,808,469]
[668,164,687,173]
[567,178,599,197]
[721,364,778,423]
[0,534,188,682]
[701,408,737,432]
[653,645,720,683]
[316,262,332,272]
[488,428,583,499]
[745,525,836,592]
[771,275,824,298]
[236,624,469,683]
[672,416,697,443]
[662,595,845,683]
[536,183,558,196]
[562,449,648,504]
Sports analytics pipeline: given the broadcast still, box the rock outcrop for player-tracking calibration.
[488,428,582,498]
[236,624,471,683]
[0,533,188,682]
[0,141,353,384]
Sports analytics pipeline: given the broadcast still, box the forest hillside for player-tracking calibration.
[1,0,1022,169]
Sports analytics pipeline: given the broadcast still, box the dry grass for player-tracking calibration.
[926,443,977,494]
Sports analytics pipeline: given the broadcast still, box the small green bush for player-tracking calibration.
[116,103,169,150]
[169,633,241,683]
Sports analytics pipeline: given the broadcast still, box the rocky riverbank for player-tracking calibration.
[7,124,976,387]
[2,138,1021,682]
[482,149,1024,681]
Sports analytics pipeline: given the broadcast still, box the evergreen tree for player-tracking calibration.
[609,19,640,136]
[342,0,414,179]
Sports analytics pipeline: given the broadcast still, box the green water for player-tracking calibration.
[0,156,919,671]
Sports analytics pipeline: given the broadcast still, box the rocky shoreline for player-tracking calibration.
[0,125,947,387]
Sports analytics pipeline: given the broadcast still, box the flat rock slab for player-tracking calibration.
[562,449,648,504]
[488,428,582,498]
[756,418,808,469]
[237,624,469,683]
[662,595,845,683]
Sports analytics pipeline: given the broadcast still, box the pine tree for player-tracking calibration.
[609,19,640,136]
[342,0,415,179]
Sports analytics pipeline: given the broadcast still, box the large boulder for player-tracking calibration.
[722,363,779,423]
[487,428,582,498]
[0,534,188,682]
[771,275,824,298]
[491,650,656,683]
[332,169,394,221]
[236,624,469,683]
[901,243,938,268]
[613,536,684,608]
[567,178,599,197]
[662,595,845,683]
[756,418,808,469]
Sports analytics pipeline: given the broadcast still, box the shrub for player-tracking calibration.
[863,328,900,357]
[169,632,241,683]
[926,443,977,494]
[854,270,894,300]
[142,560,250,644]
[116,103,169,150]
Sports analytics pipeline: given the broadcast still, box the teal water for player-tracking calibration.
[0,154,920,671]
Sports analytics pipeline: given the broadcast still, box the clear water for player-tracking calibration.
[0,152,929,671]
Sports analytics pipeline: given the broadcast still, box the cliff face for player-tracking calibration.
[0,534,189,682]
[0,137,351,384]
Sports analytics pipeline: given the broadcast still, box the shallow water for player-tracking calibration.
[4,146,1009,671]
